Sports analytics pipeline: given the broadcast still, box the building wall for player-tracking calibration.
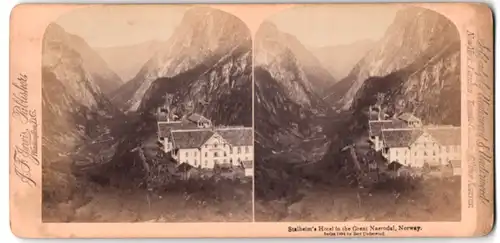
[164,140,173,152]
[388,147,411,166]
[177,148,202,168]
[385,133,461,168]
[200,144,231,169]
[200,133,236,168]
[245,168,253,177]
[407,132,439,167]
[230,145,253,166]
[440,145,461,164]
[169,129,254,170]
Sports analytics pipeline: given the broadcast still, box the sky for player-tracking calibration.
[268,4,403,48]
[56,5,188,48]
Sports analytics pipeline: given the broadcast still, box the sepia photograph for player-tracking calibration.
[9,2,494,238]
[254,5,462,222]
[41,5,253,222]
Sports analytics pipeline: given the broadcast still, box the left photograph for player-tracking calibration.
[41,5,253,222]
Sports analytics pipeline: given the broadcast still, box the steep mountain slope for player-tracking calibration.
[254,67,317,151]
[43,24,123,95]
[96,40,164,82]
[316,7,461,183]
[311,39,375,80]
[106,41,253,182]
[139,43,252,126]
[111,7,251,112]
[255,21,335,102]
[42,24,123,201]
[349,7,461,126]
[254,21,333,151]
[324,7,460,113]
[352,40,460,125]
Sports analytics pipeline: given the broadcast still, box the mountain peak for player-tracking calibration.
[43,23,123,96]
[112,7,251,112]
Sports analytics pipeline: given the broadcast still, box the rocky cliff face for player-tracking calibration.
[348,7,461,126]
[255,22,335,104]
[42,24,124,201]
[139,42,252,127]
[42,24,120,145]
[325,7,460,117]
[254,22,334,150]
[104,8,253,181]
[111,7,251,112]
[43,24,123,96]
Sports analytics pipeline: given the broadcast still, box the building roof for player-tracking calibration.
[187,113,211,123]
[424,126,461,146]
[215,127,253,146]
[171,130,214,149]
[382,128,424,148]
[398,112,421,122]
[158,121,198,138]
[369,119,408,137]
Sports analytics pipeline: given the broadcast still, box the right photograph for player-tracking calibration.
[254,5,461,222]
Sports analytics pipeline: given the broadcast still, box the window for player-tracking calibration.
[214,152,218,157]
[414,152,417,156]
[194,151,197,156]
[396,151,398,156]
[446,147,450,152]
[224,152,227,157]
[433,151,436,156]
[194,160,197,166]
[224,159,227,163]
[205,145,208,148]
[245,146,249,153]
[214,144,218,148]
[424,151,428,156]
[205,152,208,157]
[238,147,241,154]
[229,149,233,154]
[185,152,188,157]
[214,159,218,164]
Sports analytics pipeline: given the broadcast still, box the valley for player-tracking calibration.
[254,6,462,222]
[42,6,253,222]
